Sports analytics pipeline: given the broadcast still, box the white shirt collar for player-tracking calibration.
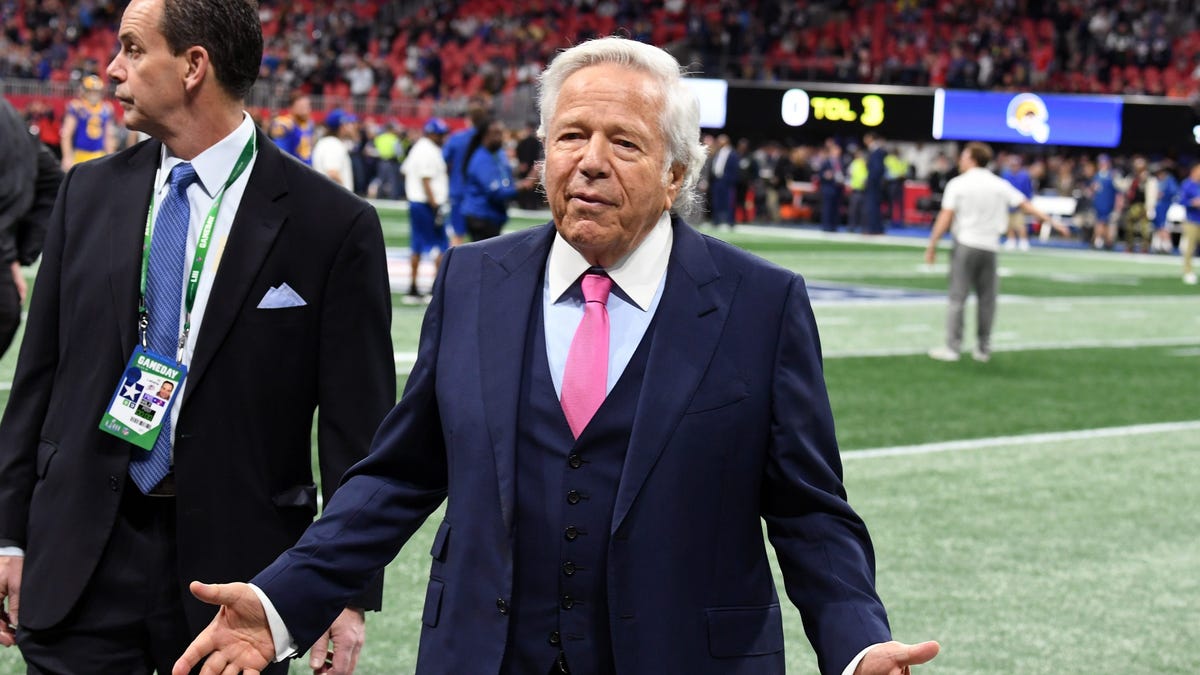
[157,113,256,197]
[548,211,673,310]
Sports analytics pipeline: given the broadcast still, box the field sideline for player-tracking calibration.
[0,209,1196,673]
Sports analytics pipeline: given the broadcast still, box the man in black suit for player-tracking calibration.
[0,1,394,673]
[0,96,63,360]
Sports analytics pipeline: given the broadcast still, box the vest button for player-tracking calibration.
[108,475,120,492]
[496,598,509,615]
[549,631,561,646]
[562,561,577,576]
[566,490,581,505]
[564,526,579,541]
[568,453,583,469]
[561,595,575,610]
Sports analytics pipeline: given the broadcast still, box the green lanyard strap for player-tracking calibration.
[138,133,256,357]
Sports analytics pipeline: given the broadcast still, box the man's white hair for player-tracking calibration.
[537,37,708,220]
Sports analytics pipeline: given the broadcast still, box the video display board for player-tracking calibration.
[932,89,1123,147]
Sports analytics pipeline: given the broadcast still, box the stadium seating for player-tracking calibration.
[3,0,1198,105]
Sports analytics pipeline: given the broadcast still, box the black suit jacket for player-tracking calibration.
[0,131,394,631]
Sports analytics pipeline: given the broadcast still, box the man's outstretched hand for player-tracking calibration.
[856,640,941,675]
[173,581,274,675]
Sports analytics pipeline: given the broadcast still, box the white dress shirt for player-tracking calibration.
[150,113,259,447]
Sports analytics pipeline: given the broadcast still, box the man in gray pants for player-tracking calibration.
[924,142,1067,362]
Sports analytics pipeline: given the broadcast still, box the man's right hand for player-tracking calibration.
[173,581,274,675]
[0,555,22,647]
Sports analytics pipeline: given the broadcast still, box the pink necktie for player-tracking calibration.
[561,272,613,438]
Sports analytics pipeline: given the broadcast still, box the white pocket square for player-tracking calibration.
[257,282,307,309]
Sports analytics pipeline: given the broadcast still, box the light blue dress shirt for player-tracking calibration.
[543,212,672,396]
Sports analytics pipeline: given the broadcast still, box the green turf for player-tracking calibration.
[824,346,1200,450]
[1,216,1198,674]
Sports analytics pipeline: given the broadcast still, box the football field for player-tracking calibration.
[1,206,1197,673]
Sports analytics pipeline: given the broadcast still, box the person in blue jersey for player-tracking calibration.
[60,75,117,170]
[1151,161,1179,254]
[460,118,534,241]
[442,97,489,246]
[1089,153,1120,249]
[268,91,315,165]
[1000,153,1034,250]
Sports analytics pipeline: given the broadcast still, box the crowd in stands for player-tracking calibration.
[5,0,1200,269]
[4,0,1200,107]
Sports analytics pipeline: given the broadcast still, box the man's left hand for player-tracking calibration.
[855,640,940,674]
[308,607,365,674]
[9,262,26,305]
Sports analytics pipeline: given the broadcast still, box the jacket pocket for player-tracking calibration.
[430,521,451,562]
[705,604,784,658]
[271,483,318,516]
[684,358,750,415]
[36,439,58,479]
[422,578,445,627]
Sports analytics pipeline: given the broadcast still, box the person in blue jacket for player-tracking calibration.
[461,119,533,241]
[442,97,489,246]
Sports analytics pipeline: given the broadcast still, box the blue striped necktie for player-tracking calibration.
[129,162,196,494]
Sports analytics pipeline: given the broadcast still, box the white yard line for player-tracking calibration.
[844,420,1200,460]
[821,335,1200,358]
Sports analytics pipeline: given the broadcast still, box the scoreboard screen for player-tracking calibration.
[720,83,935,143]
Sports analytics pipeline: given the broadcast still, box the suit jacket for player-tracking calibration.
[254,217,890,674]
[0,131,394,632]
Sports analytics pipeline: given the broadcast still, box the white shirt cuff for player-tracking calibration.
[248,583,298,662]
[841,643,880,675]
[0,547,24,557]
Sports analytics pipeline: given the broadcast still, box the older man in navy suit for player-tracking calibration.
[176,38,939,675]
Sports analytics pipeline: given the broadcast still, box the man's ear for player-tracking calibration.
[666,163,686,202]
[181,45,210,94]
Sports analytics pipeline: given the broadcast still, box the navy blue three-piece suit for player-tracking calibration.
[253,216,892,674]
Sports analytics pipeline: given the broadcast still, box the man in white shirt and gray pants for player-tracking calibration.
[925,141,1067,362]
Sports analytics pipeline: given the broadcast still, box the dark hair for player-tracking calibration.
[161,0,262,101]
[461,116,496,181]
[964,141,993,168]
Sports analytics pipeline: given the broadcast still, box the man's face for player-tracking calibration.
[106,0,184,138]
[543,63,683,267]
[483,122,504,152]
[957,149,972,173]
[293,96,312,121]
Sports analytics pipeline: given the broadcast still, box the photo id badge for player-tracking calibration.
[98,346,187,451]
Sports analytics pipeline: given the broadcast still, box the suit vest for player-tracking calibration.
[502,297,655,675]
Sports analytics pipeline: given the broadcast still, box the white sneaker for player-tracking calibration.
[1018,238,1030,251]
[972,348,990,362]
[1185,272,1198,285]
[928,346,960,362]
[1004,238,1017,250]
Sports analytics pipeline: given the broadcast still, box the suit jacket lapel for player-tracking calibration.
[183,131,287,403]
[108,141,162,357]
[478,224,556,535]
[612,219,734,534]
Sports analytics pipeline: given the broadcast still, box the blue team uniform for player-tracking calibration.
[1092,169,1117,220]
[270,114,314,165]
[1154,173,1179,228]
[66,99,114,161]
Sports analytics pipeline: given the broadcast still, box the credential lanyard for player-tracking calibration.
[138,133,256,359]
